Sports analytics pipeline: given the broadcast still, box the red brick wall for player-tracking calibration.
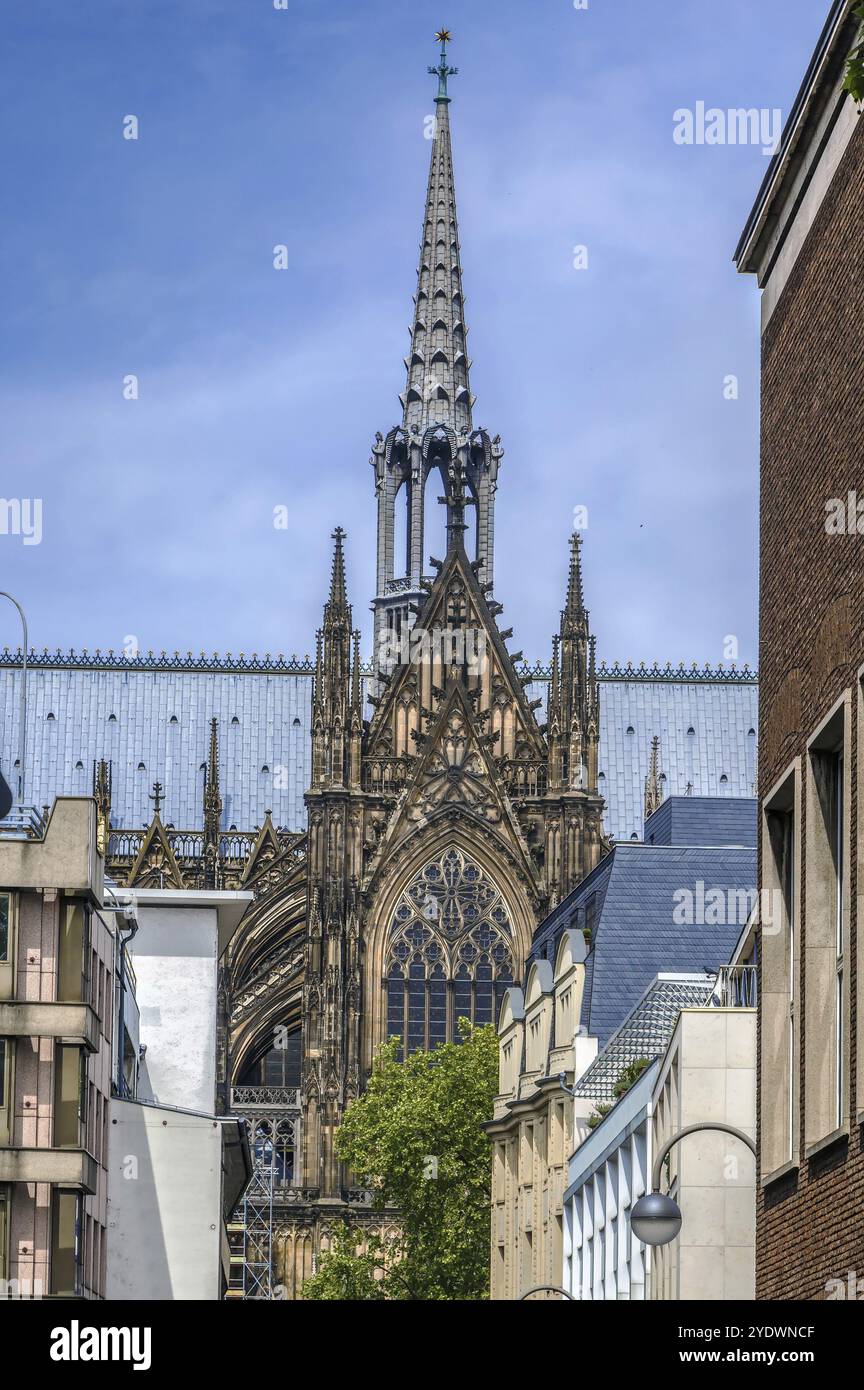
[757,113,864,1299]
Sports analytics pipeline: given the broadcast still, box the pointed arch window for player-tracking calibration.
[246,1114,297,1185]
[386,848,514,1056]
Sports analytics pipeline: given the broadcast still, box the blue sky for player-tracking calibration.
[0,0,824,668]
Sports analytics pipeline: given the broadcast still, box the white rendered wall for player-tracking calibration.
[127,906,218,1113]
[106,1099,223,1300]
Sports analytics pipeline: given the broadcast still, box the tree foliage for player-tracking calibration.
[305,1020,499,1300]
[587,1056,651,1129]
[844,2,864,105]
[300,1225,388,1301]
[613,1056,651,1099]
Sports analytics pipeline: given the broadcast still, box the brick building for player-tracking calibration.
[735,0,864,1299]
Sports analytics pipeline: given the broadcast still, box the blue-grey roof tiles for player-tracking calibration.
[0,657,757,849]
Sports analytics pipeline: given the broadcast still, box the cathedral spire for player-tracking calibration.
[644,734,664,822]
[328,526,349,615]
[565,531,586,624]
[312,528,356,789]
[204,718,222,836]
[203,717,222,889]
[93,757,112,857]
[551,532,600,795]
[400,30,474,434]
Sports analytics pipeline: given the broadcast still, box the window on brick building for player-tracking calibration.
[0,892,15,1001]
[50,1189,83,1298]
[0,1185,8,1284]
[804,693,850,1148]
[762,761,798,1177]
[0,1040,12,1146]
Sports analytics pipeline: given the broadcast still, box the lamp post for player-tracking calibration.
[630,1122,756,1247]
[0,591,28,805]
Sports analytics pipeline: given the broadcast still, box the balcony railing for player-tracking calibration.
[500,761,548,799]
[0,805,47,840]
[713,963,758,1009]
[230,1086,301,1111]
[362,758,414,796]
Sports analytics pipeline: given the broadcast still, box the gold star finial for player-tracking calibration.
[435,28,452,44]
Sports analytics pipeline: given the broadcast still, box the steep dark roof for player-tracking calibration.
[530,834,756,1048]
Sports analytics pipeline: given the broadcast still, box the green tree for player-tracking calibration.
[301,1225,388,1301]
[306,1020,499,1300]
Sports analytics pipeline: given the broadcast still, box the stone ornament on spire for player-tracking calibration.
[430,28,458,102]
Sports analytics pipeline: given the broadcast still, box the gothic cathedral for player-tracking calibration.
[99,33,608,1292]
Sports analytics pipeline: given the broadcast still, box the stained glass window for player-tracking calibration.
[386,848,514,1054]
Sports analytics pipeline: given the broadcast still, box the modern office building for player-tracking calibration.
[563,975,756,1301]
[0,798,112,1299]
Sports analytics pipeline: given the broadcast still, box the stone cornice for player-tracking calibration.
[0,648,759,683]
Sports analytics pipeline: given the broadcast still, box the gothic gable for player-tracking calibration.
[364,681,541,901]
[127,815,185,889]
[365,543,546,769]
[240,812,283,888]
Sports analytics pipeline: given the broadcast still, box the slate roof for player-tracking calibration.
[644,795,757,848]
[0,654,757,843]
[597,680,757,842]
[531,835,756,1048]
[0,665,312,831]
[521,673,758,841]
[571,973,716,1103]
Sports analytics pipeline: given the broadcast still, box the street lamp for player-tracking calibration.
[518,1285,574,1300]
[630,1121,756,1247]
[0,591,28,805]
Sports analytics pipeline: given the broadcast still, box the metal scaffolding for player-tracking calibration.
[227,1089,301,1300]
[239,1150,276,1299]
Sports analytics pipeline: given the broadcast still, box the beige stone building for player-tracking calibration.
[486,930,597,1299]
[0,798,112,1298]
